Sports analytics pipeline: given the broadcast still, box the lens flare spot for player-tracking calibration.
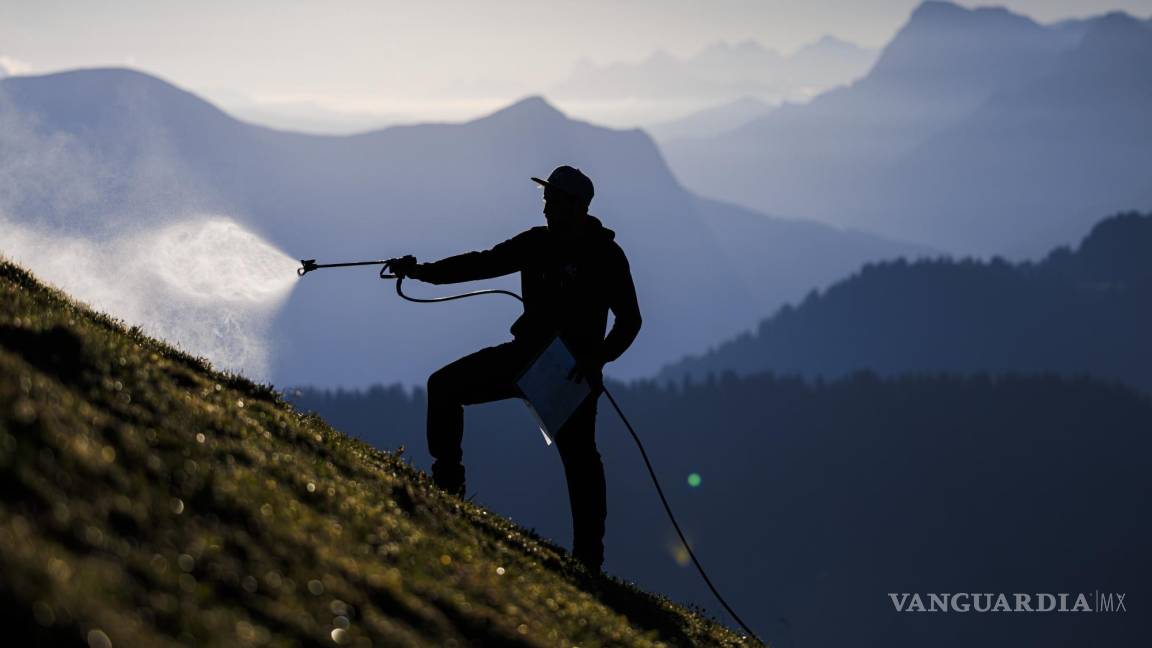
[687,472,702,488]
[86,629,112,648]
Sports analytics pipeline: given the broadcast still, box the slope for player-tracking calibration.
[0,258,750,647]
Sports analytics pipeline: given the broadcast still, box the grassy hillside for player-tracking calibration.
[0,259,751,647]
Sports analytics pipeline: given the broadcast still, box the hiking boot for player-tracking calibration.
[570,555,608,598]
[431,461,466,498]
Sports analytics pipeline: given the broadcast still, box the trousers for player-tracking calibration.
[426,340,607,569]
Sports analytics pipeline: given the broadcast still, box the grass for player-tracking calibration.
[0,259,753,647]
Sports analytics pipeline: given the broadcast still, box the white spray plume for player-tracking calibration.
[0,214,299,380]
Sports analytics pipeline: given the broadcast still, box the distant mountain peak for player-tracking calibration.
[477,95,567,124]
[0,67,224,114]
[906,0,1028,23]
[0,66,234,133]
[869,0,1050,83]
[905,0,1039,30]
[1072,10,1152,66]
[792,34,872,60]
[1085,10,1150,36]
[809,34,857,49]
[24,66,179,91]
[909,0,968,21]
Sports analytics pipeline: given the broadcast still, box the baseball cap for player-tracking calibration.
[531,165,594,207]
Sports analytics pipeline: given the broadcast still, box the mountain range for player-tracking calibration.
[551,36,876,125]
[0,68,925,387]
[660,211,1152,389]
[662,1,1152,257]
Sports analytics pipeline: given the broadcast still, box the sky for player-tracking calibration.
[2,0,1150,127]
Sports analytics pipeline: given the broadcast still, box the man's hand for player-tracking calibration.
[387,255,420,279]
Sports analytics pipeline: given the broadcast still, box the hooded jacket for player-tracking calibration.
[413,215,642,367]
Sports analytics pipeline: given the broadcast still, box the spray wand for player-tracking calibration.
[297,257,764,645]
[298,258,390,276]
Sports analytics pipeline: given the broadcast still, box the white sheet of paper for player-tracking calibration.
[516,337,593,445]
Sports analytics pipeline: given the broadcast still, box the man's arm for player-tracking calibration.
[600,246,642,364]
[413,232,530,285]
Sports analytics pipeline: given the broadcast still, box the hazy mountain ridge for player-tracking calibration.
[659,212,1152,388]
[662,1,1152,256]
[0,68,926,387]
[645,97,773,142]
[870,9,1152,254]
[553,35,876,105]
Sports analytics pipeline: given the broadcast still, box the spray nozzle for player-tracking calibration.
[298,259,318,276]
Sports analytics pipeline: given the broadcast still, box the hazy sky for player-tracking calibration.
[2,0,1149,125]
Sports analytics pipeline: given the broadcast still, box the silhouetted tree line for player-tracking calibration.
[291,369,1152,647]
[660,212,1152,390]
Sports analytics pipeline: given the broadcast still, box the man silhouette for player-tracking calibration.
[388,165,642,572]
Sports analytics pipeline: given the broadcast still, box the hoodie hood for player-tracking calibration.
[585,214,616,243]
